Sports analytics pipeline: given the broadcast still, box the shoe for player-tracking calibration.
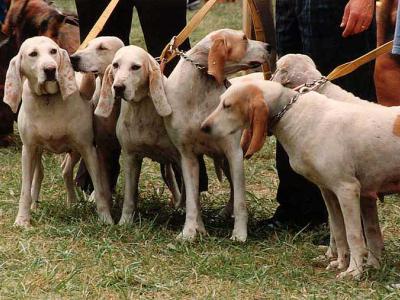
[187,0,201,10]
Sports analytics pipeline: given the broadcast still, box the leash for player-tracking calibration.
[326,40,393,81]
[78,0,121,50]
[159,0,219,73]
[245,0,274,79]
[269,76,327,129]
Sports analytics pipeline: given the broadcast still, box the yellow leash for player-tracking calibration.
[326,40,394,81]
[78,0,121,50]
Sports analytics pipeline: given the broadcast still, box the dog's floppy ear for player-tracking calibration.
[3,55,22,113]
[240,128,252,157]
[244,92,269,159]
[95,64,115,118]
[58,48,78,100]
[208,38,227,85]
[148,56,172,117]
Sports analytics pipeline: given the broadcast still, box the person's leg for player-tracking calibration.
[75,0,134,45]
[271,0,328,228]
[134,0,190,76]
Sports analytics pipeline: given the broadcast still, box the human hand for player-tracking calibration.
[341,0,374,38]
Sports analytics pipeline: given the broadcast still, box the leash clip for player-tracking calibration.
[168,36,177,54]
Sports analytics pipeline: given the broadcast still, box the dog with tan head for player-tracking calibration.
[203,79,400,279]
[95,45,183,225]
[3,36,113,227]
[164,28,270,242]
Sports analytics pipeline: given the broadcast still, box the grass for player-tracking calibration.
[1,0,400,298]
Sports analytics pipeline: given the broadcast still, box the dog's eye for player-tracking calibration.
[29,51,38,57]
[113,62,119,69]
[223,102,231,109]
[131,64,141,71]
[97,44,107,51]
[50,48,57,55]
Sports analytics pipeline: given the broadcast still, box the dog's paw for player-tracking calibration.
[326,258,347,271]
[366,255,381,269]
[337,266,363,280]
[176,223,207,242]
[14,216,32,228]
[118,214,134,226]
[30,201,38,211]
[98,212,114,225]
[230,229,247,242]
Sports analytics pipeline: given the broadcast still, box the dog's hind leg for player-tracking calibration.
[30,149,44,210]
[119,153,142,225]
[15,145,39,227]
[361,197,384,269]
[62,151,80,207]
[320,188,349,270]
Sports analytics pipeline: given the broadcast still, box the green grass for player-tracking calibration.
[1,0,400,298]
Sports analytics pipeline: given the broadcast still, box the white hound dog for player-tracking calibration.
[95,45,183,225]
[202,79,400,278]
[3,36,113,227]
[164,29,270,241]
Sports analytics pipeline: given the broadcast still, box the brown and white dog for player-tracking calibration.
[165,29,270,241]
[202,79,400,278]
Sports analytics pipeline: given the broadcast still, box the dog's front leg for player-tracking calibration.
[224,142,248,242]
[119,153,143,225]
[335,181,367,279]
[176,152,206,241]
[79,145,114,224]
[15,145,39,227]
[320,188,349,270]
[30,149,44,210]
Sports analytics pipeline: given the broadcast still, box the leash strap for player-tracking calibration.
[78,0,121,50]
[246,0,273,79]
[159,0,219,72]
[327,40,393,81]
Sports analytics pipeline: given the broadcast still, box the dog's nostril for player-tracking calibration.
[113,84,126,96]
[70,55,80,66]
[201,124,212,134]
[44,67,56,80]
[265,44,272,53]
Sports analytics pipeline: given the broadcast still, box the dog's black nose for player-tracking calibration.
[113,84,126,97]
[44,67,56,80]
[265,43,272,53]
[70,55,80,70]
[201,124,212,134]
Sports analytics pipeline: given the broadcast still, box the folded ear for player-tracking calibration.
[3,55,22,113]
[244,93,269,159]
[240,128,252,157]
[58,48,78,100]
[208,38,227,85]
[148,57,172,117]
[94,64,115,118]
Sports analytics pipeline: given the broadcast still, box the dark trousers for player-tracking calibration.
[274,0,376,227]
[75,0,190,75]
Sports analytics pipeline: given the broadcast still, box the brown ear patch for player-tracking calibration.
[393,115,400,137]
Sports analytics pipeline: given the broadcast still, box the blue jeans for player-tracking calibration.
[393,1,400,54]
